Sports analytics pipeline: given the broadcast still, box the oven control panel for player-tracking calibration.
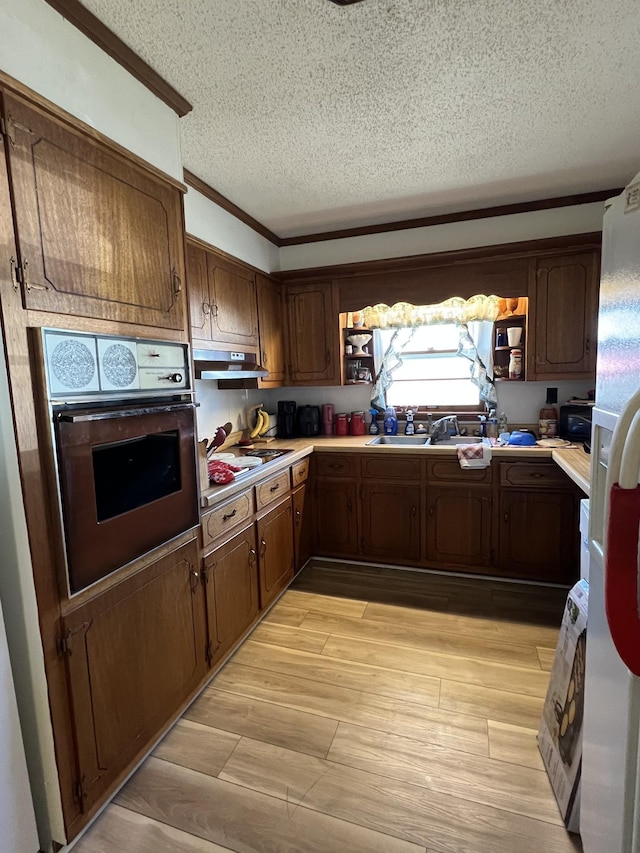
[42,329,190,400]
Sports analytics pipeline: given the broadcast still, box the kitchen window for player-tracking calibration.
[379,324,482,410]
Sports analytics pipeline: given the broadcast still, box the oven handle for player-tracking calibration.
[56,402,196,423]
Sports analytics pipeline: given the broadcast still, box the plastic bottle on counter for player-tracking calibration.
[383,406,398,435]
[368,409,380,434]
[404,408,415,435]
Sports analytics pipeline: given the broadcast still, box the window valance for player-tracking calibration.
[363,295,500,329]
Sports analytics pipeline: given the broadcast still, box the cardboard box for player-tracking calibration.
[538,579,589,833]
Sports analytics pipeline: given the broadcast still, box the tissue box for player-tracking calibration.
[538,579,588,833]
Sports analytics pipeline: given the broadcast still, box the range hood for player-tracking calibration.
[192,349,268,380]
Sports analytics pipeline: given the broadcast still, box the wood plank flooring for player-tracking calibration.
[74,561,582,853]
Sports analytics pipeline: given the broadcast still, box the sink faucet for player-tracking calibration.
[430,415,459,443]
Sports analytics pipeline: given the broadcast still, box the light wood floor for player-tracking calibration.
[74,561,583,853]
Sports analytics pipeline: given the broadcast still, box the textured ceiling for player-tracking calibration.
[78,0,640,238]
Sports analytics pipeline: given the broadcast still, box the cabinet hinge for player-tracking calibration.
[0,115,13,146]
[74,775,88,804]
[57,632,73,657]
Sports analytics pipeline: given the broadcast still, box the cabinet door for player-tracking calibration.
[293,483,313,572]
[286,281,340,385]
[257,497,294,608]
[530,251,599,379]
[315,478,359,558]
[61,540,206,815]
[426,485,492,569]
[207,254,258,348]
[360,482,421,563]
[498,490,579,583]
[256,273,287,386]
[203,524,259,665]
[4,93,186,330]
[187,243,212,342]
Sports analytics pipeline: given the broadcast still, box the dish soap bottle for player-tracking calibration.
[404,408,415,436]
[539,388,558,438]
[368,408,380,435]
[384,406,398,435]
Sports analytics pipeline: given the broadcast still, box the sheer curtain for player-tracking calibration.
[365,296,500,410]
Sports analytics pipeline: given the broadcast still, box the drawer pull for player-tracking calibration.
[269,483,280,493]
[429,506,434,517]
[504,512,509,523]
[328,462,343,469]
[531,472,544,478]
[222,508,237,521]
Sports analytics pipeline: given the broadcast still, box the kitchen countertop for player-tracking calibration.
[551,444,592,496]
[200,435,592,508]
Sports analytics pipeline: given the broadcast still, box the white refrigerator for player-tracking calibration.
[581,171,640,852]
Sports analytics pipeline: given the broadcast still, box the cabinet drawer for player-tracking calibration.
[291,457,310,487]
[427,459,492,484]
[202,490,254,549]
[256,470,290,510]
[500,462,570,489]
[315,454,355,477]
[361,455,423,482]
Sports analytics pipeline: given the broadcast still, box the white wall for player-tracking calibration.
[184,188,280,273]
[280,201,605,270]
[0,0,182,180]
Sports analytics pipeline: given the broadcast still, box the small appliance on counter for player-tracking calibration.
[297,404,321,437]
[559,402,594,442]
[277,400,297,438]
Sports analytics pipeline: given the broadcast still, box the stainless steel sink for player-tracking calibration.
[366,435,430,446]
[430,436,483,446]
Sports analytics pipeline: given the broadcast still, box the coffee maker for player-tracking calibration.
[277,400,297,438]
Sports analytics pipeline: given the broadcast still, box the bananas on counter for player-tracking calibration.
[250,408,270,438]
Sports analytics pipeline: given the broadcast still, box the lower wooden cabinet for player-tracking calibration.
[257,496,295,608]
[293,483,313,572]
[498,490,578,583]
[315,477,359,557]
[202,524,259,666]
[426,485,492,568]
[360,482,421,563]
[60,539,206,815]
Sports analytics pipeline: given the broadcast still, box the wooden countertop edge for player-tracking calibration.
[552,446,591,496]
[200,437,594,509]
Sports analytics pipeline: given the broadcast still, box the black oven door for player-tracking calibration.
[55,401,198,593]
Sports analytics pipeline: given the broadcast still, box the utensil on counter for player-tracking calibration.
[206,424,228,456]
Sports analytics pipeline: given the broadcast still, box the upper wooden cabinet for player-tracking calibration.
[256,273,287,386]
[528,250,600,380]
[187,241,258,350]
[3,93,186,331]
[286,281,340,385]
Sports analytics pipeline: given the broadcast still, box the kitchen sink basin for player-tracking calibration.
[366,435,430,446]
[430,436,483,445]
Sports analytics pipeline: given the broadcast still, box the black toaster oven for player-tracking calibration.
[558,404,593,442]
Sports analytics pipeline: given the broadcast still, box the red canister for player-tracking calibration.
[334,413,348,436]
[322,403,335,435]
[349,411,365,436]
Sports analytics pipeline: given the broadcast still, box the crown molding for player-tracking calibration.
[278,188,620,246]
[183,170,282,246]
[43,0,192,117]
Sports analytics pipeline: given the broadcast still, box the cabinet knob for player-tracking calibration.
[260,539,267,557]
[202,300,211,317]
[296,509,301,521]
[249,548,257,565]
[503,512,509,523]
[585,337,591,354]
[262,349,268,366]
[428,506,434,517]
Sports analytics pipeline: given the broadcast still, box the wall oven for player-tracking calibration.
[40,329,199,594]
